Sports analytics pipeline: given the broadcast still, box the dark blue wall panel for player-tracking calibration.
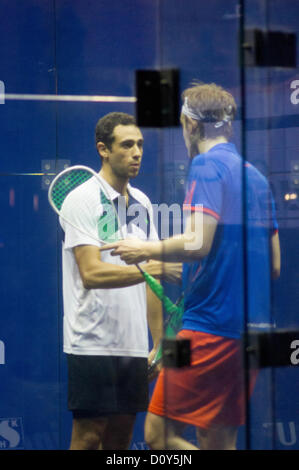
[0,0,57,174]
[0,175,62,449]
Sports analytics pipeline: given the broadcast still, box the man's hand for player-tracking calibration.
[148,348,162,382]
[100,238,150,264]
[161,262,182,284]
[145,260,182,284]
[100,238,182,284]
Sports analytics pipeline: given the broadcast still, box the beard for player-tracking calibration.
[113,165,139,180]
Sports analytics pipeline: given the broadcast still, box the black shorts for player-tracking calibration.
[66,354,149,418]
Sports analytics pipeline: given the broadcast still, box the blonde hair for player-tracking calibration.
[181,82,237,140]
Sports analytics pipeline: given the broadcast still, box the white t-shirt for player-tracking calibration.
[60,175,158,357]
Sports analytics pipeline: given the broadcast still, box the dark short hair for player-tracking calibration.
[95,112,137,150]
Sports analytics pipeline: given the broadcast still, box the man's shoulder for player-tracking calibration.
[61,178,96,212]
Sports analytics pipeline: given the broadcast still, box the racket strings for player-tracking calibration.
[51,169,93,210]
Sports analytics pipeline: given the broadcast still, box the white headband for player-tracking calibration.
[181,97,202,121]
[181,98,232,128]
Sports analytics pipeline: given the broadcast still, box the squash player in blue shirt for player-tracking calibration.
[101,83,281,450]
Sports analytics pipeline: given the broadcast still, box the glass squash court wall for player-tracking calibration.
[0,0,298,450]
[158,0,299,450]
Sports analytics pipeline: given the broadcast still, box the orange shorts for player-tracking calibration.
[148,330,257,429]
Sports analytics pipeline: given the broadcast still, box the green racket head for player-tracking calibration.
[50,167,93,211]
[48,165,123,245]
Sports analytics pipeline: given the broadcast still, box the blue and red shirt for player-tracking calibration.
[182,143,278,339]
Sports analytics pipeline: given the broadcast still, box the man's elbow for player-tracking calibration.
[82,275,94,290]
[79,269,97,289]
[185,241,211,260]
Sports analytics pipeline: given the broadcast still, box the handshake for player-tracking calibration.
[100,238,182,284]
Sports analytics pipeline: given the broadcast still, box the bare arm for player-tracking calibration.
[271,231,281,280]
[100,212,218,264]
[147,281,164,380]
[149,212,218,262]
[146,282,163,357]
[73,245,165,289]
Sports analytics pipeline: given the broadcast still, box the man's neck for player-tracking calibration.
[197,136,228,155]
[99,167,129,197]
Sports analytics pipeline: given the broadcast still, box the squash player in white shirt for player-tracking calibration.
[60,112,181,450]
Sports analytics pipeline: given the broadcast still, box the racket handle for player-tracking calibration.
[141,270,181,314]
[141,269,164,296]
[148,357,162,375]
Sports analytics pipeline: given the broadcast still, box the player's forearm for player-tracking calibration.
[146,284,163,348]
[145,212,216,262]
[146,235,204,262]
[81,261,163,289]
[271,231,281,280]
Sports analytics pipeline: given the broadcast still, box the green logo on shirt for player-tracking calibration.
[97,191,120,242]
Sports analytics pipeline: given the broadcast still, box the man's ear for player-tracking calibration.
[97,142,109,160]
[189,118,198,135]
[185,116,197,135]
